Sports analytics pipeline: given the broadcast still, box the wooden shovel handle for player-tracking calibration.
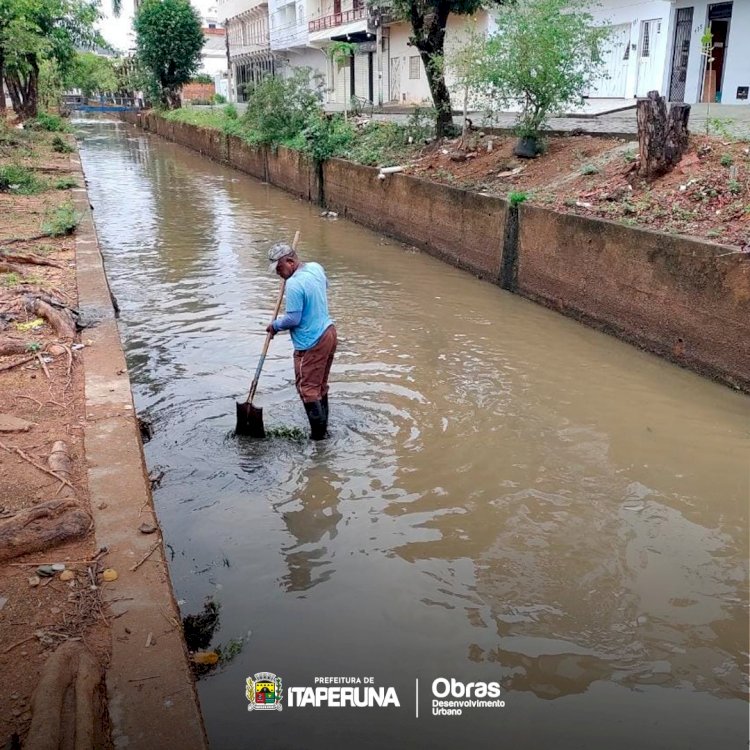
[246,231,300,405]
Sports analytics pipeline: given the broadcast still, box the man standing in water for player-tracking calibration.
[266,243,337,440]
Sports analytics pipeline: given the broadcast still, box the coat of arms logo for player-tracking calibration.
[246,672,283,711]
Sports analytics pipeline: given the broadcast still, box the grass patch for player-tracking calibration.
[29,112,68,132]
[720,153,733,168]
[163,107,230,131]
[1,272,21,287]
[42,203,79,236]
[51,135,74,154]
[54,176,78,190]
[0,164,45,195]
[509,190,528,206]
[345,122,420,167]
[580,163,599,175]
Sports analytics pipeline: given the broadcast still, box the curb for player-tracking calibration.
[71,153,209,749]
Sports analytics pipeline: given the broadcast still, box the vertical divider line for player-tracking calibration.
[416,678,419,718]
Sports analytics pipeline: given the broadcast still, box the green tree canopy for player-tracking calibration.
[65,51,119,97]
[484,0,608,139]
[0,0,102,117]
[134,0,204,109]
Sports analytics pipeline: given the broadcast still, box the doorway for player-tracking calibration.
[702,3,733,102]
[668,7,693,101]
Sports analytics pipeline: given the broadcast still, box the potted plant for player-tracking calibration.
[483,0,608,158]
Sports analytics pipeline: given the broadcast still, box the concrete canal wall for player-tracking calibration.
[119,111,750,393]
[73,152,209,748]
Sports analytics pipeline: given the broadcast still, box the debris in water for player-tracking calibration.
[190,651,219,665]
[265,425,307,441]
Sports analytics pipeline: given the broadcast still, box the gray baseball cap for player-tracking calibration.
[267,242,294,273]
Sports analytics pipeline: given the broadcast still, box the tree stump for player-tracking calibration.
[637,90,691,180]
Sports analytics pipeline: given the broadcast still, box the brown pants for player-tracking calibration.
[294,325,337,403]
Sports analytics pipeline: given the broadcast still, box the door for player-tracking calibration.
[668,7,693,101]
[589,23,630,97]
[389,56,401,102]
[636,18,661,95]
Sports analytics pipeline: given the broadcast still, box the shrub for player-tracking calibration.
[0,164,45,194]
[52,135,75,153]
[42,204,79,236]
[720,153,733,167]
[508,190,528,206]
[345,122,416,166]
[29,112,68,132]
[213,93,227,104]
[223,103,238,120]
[240,69,324,147]
[580,164,599,175]
[300,113,354,163]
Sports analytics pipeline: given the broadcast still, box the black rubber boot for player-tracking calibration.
[322,394,329,422]
[304,400,327,441]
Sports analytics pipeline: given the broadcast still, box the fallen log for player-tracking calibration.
[0,261,24,275]
[25,642,107,750]
[0,338,29,356]
[0,233,49,247]
[0,354,36,372]
[0,498,90,562]
[0,252,63,268]
[32,298,76,339]
[49,440,75,499]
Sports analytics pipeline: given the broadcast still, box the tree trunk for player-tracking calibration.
[0,499,90,562]
[0,50,6,116]
[408,0,453,138]
[637,90,691,180]
[419,49,453,137]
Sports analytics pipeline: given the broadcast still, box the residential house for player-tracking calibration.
[305,0,378,106]
[585,0,748,105]
[218,0,275,101]
[269,0,326,84]
[381,1,749,108]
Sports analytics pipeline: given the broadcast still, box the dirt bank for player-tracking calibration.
[0,117,206,748]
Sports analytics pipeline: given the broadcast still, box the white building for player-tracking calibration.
[561,0,749,105]
[218,0,275,101]
[305,0,378,106]
[268,0,325,82]
[382,1,749,108]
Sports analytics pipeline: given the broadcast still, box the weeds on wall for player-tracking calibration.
[162,69,434,168]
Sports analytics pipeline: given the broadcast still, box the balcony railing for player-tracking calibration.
[308,6,365,32]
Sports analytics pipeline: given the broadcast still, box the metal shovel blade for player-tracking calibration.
[235,401,266,438]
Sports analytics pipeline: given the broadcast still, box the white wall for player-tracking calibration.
[201,53,229,75]
[674,0,750,105]
[277,47,327,83]
[571,0,673,98]
[386,15,492,105]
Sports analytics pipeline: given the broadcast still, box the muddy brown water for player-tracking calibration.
[77,119,749,750]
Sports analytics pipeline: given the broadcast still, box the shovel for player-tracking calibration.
[235,231,299,437]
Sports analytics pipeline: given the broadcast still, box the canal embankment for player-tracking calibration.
[70,153,208,749]
[0,118,206,748]
[120,111,750,393]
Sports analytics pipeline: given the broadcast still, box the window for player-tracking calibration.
[409,55,421,79]
[641,22,651,57]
